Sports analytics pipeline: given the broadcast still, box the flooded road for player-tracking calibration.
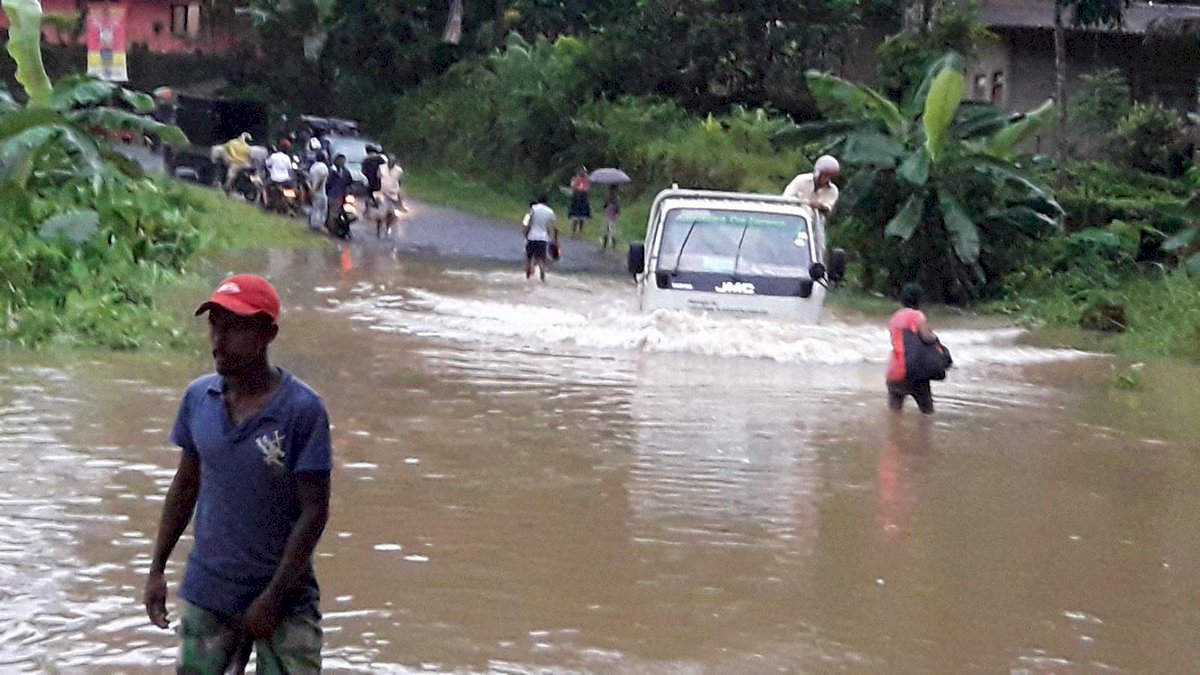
[3,246,1200,672]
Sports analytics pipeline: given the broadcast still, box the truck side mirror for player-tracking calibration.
[808,262,826,282]
[628,243,645,275]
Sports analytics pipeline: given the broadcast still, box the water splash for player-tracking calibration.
[334,280,1091,368]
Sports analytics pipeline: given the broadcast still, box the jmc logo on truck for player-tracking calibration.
[714,281,756,295]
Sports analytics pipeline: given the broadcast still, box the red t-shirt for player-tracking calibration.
[886,308,926,383]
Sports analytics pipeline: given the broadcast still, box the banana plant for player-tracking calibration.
[777,52,1061,293]
[0,0,187,189]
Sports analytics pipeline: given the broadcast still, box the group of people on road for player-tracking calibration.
[219,132,407,239]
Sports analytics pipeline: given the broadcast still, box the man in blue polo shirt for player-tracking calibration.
[144,274,332,673]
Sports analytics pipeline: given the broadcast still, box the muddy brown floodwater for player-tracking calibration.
[2,246,1200,672]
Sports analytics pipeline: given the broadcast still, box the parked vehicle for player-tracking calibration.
[627,188,846,324]
[324,134,381,187]
[163,95,269,186]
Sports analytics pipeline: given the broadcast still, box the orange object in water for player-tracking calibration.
[340,247,353,274]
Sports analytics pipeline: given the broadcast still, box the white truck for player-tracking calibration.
[627,188,845,324]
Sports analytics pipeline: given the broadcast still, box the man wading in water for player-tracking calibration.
[886,283,942,414]
[144,274,332,673]
[524,194,559,282]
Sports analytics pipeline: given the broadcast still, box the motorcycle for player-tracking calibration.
[265,178,301,216]
[327,193,357,240]
[229,166,261,204]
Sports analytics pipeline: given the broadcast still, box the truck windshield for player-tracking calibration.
[658,208,812,277]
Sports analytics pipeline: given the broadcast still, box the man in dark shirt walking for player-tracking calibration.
[325,154,352,232]
[144,274,332,673]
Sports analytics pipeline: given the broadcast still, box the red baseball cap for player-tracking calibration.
[194,274,281,324]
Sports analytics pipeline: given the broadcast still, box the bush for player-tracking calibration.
[1069,68,1131,132]
[0,177,203,349]
[1112,102,1191,176]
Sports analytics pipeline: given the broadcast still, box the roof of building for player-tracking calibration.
[979,0,1200,35]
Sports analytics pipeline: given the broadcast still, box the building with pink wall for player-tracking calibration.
[2,0,248,54]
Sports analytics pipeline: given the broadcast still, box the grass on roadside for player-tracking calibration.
[986,271,1200,359]
[403,169,536,224]
[404,166,655,251]
[184,185,324,253]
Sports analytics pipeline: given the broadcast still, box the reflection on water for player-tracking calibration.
[2,249,1200,671]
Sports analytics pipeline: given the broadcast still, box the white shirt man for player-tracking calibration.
[783,155,841,213]
[306,157,329,231]
[266,150,292,184]
[523,197,558,281]
[526,202,555,242]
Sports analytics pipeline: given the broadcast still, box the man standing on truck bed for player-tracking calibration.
[783,155,841,214]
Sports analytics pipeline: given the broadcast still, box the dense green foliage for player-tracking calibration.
[875,2,994,102]
[1068,68,1130,134]
[1113,102,1191,177]
[777,53,1060,302]
[217,0,870,121]
[388,32,809,243]
[0,0,294,349]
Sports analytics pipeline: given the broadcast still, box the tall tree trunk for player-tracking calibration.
[494,0,505,50]
[1054,0,1068,183]
[443,0,464,45]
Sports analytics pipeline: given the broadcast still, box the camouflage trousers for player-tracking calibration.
[176,600,322,674]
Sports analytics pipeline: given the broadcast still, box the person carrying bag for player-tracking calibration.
[886,283,950,414]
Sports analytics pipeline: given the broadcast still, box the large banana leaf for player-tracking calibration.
[67,108,189,146]
[954,104,1016,140]
[0,124,104,186]
[979,99,1055,159]
[0,106,60,141]
[897,149,930,186]
[967,155,1056,202]
[49,76,153,113]
[0,125,56,185]
[835,166,877,213]
[923,65,966,163]
[841,132,905,168]
[2,0,54,107]
[804,70,905,136]
[885,192,926,240]
[772,119,869,147]
[980,205,1061,236]
[0,87,17,113]
[939,191,981,263]
[905,52,965,119]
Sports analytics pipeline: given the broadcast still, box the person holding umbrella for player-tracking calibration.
[587,168,631,249]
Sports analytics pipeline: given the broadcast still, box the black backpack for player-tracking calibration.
[903,330,953,381]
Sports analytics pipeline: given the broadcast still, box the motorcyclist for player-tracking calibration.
[265,145,295,209]
[222,132,254,194]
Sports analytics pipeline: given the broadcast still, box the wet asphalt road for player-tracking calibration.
[121,143,622,275]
